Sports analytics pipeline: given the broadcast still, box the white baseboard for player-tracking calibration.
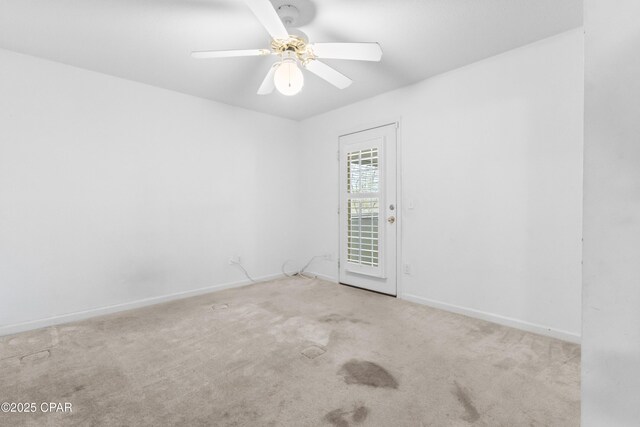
[12,273,580,344]
[400,293,581,344]
[0,273,283,337]
[288,272,580,343]
[304,272,338,283]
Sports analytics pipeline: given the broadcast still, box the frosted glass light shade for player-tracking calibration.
[274,58,304,96]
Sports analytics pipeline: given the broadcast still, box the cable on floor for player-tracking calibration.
[230,260,256,282]
[281,260,299,277]
[299,255,323,275]
[281,255,324,279]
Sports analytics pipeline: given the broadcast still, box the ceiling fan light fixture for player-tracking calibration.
[192,0,381,96]
[274,57,304,96]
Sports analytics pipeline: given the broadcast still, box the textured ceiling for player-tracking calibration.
[0,0,582,120]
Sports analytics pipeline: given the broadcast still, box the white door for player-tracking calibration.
[339,123,397,295]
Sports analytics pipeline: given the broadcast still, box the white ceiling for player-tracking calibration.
[0,0,582,120]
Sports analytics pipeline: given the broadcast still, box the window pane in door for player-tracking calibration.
[347,148,379,193]
[347,198,379,267]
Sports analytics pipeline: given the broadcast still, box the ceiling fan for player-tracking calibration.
[191,0,383,96]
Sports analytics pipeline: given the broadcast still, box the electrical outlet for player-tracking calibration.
[229,255,241,265]
[403,264,411,275]
[323,253,332,261]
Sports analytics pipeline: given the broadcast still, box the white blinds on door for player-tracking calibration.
[346,148,380,267]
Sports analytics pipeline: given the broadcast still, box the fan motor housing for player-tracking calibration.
[271,35,314,63]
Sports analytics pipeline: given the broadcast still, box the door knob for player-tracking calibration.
[387,216,396,224]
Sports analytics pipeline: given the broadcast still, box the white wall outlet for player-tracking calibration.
[323,253,332,261]
[229,255,241,265]
[403,264,411,275]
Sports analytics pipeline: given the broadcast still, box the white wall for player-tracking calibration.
[0,49,300,333]
[297,29,584,342]
[582,1,640,425]
[1,30,585,342]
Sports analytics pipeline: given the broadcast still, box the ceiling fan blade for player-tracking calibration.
[243,0,289,40]
[191,49,270,59]
[257,64,278,95]
[305,60,352,89]
[310,42,383,62]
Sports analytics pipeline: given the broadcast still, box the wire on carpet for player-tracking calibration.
[281,255,324,279]
[230,260,256,282]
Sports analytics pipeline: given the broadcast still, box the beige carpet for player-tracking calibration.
[0,277,580,426]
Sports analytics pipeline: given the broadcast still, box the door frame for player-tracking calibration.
[336,117,403,297]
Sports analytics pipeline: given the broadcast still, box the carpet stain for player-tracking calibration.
[324,404,369,427]
[62,384,86,398]
[20,349,50,363]
[339,359,398,389]
[453,381,480,423]
[318,313,369,325]
[301,345,326,359]
[494,357,517,370]
[467,321,501,338]
[324,409,350,427]
[352,405,369,422]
